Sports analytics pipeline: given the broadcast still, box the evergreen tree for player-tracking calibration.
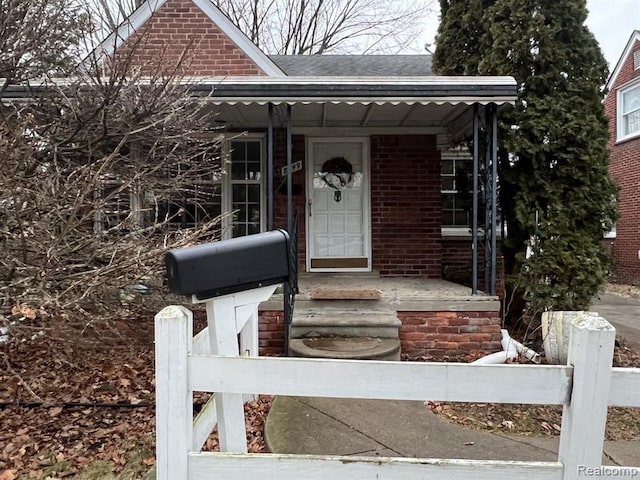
[432,0,494,75]
[434,0,617,316]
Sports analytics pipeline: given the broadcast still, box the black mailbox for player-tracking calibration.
[165,229,291,300]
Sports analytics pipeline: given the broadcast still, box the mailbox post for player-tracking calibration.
[164,230,292,453]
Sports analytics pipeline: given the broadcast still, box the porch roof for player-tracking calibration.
[1,75,517,137]
[192,76,516,135]
[192,75,518,105]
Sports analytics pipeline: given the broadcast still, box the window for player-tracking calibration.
[157,160,223,230]
[98,179,132,231]
[229,139,263,237]
[618,82,640,141]
[441,148,472,229]
[93,137,265,238]
[94,178,147,233]
[164,180,222,229]
[162,137,265,237]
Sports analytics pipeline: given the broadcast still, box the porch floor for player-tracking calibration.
[299,273,479,300]
[261,273,500,312]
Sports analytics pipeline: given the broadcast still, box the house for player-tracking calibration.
[93,0,517,359]
[604,30,640,285]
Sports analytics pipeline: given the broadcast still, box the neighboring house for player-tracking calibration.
[604,30,640,285]
[4,0,517,358]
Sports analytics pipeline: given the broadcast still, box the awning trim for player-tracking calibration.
[205,98,515,106]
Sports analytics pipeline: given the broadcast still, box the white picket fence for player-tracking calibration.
[154,291,640,480]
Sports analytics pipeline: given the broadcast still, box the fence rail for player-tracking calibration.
[188,355,572,404]
[155,303,640,480]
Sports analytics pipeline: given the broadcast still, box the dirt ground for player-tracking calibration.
[428,336,640,441]
[0,305,271,480]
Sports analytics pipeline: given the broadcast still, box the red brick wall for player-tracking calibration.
[258,311,285,355]
[370,135,442,276]
[259,309,503,360]
[605,38,640,284]
[398,311,502,361]
[442,238,476,281]
[116,0,265,76]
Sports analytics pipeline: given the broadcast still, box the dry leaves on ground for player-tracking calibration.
[0,306,272,479]
[427,339,640,441]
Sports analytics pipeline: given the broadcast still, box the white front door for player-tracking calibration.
[307,138,370,271]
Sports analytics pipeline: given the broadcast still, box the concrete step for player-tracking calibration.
[293,299,386,311]
[291,309,400,339]
[289,336,401,361]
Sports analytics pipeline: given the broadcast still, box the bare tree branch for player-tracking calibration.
[1,1,226,318]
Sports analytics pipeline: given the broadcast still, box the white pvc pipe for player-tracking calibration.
[472,329,541,365]
[500,329,518,360]
[471,351,509,364]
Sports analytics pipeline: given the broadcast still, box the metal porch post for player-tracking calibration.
[490,104,498,296]
[286,105,292,234]
[268,103,274,230]
[483,104,498,296]
[472,104,480,295]
[284,104,293,354]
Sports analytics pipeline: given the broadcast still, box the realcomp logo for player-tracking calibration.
[578,466,640,478]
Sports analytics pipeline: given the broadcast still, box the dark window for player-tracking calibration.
[230,140,262,237]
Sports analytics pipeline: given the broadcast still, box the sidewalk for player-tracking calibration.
[265,396,640,466]
[592,293,640,349]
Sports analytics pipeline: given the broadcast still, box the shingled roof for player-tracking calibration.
[269,55,433,77]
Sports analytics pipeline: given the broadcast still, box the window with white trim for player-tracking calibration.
[441,148,472,229]
[229,139,264,237]
[161,136,265,236]
[93,136,265,238]
[619,82,640,141]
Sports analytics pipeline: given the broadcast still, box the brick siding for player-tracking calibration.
[442,238,478,283]
[605,38,640,284]
[272,129,307,270]
[442,238,505,297]
[398,311,502,361]
[370,135,442,276]
[116,0,265,76]
[259,309,503,360]
[258,310,285,356]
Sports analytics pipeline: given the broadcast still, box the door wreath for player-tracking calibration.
[319,156,354,202]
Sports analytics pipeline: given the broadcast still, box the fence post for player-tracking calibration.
[558,312,615,479]
[155,305,194,480]
[205,296,248,453]
[240,311,259,403]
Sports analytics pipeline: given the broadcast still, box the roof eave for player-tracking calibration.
[1,76,518,105]
[606,30,640,92]
[189,77,518,104]
[203,96,517,106]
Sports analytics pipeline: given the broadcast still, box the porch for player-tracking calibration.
[197,74,516,296]
[259,273,502,360]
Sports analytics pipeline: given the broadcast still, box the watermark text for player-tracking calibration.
[578,466,640,478]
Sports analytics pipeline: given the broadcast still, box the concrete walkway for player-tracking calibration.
[592,293,640,349]
[265,396,640,466]
[265,292,640,467]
